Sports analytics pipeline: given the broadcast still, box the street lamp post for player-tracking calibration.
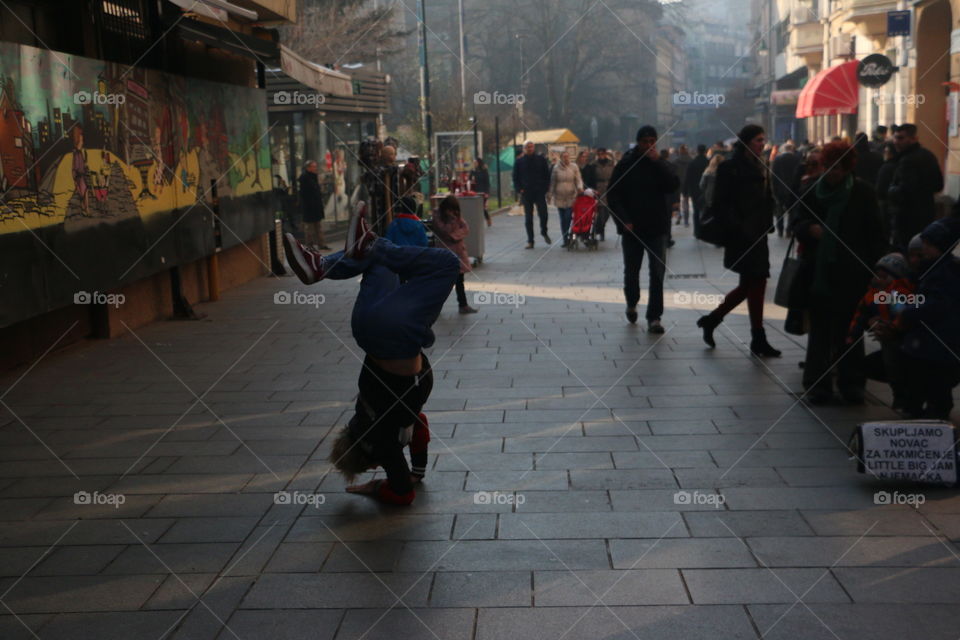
[417,0,433,193]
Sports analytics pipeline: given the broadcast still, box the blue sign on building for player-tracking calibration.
[888,10,911,37]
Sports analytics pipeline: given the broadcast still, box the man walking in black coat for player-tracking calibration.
[771,141,802,236]
[607,125,679,332]
[887,123,944,250]
[684,144,709,238]
[512,141,552,249]
[299,160,329,250]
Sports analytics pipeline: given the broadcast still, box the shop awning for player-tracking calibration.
[280,45,353,97]
[509,128,580,147]
[795,61,859,118]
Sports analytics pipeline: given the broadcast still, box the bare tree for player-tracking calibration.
[280,0,411,67]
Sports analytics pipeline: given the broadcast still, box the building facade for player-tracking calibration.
[0,0,297,369]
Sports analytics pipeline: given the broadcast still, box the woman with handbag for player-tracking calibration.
[696,125,781,357]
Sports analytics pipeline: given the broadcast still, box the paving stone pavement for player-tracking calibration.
[1,210,959,640]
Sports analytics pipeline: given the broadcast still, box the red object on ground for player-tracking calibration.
[572,193,597,235]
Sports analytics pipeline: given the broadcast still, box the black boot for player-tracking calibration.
[750,327,781,358]
[696,313,722,348]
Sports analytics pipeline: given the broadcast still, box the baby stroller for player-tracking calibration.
[568,191,599,250]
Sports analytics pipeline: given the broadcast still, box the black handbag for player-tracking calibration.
[697,203,728,246]
[774,236,801,308]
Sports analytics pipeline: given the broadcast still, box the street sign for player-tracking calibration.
[857,54,896,88]
[887,10,910,37]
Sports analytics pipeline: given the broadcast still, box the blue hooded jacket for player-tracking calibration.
[386,213,429,247]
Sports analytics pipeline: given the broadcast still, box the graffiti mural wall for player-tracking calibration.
[0,42,273,328]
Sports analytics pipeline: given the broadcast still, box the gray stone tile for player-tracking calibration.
[221,610,342,640]
[0,614,53,640]
[465,470,568,491]
[286,514,454,542]
[398,540,610,571]
[721,486,882,510]
[2,575,164,612]
[263,542,334,573]
[32,545,125,576]
[335,608,474,640]
[145,493,275,518]
[802,507,936,536]
[684,510,815,537]
[452,513,497,540]
[834,567,960,603]
[169,575,253,640]
[748,604,960,640]
[534,569,688,605]
[747,536,960,567]
[509,490,611,512]
[477,605,757,640]
[33,612,188,640]
[570,469,677,490]
[610,489,730,512]
[502,511,685,539]
[431,570,530,607]
[242,572,431,608]
[684,568,849,603]
[675,467,785,488]
[321,541,403,573]
[104,543,239,574]
[612,450,715,469]
[159,517,259,543]
[609,538,757,569]
[534,452,613,469]
[143,573,216,609]
[505,436,638,453]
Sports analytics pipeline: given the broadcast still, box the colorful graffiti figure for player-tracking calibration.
[152,125,165,196]
[71,126,90,216]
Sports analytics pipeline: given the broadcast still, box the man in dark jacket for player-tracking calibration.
[512,141,552,249]
[299,160,329,250]
[607,125,679,332]
[853,132,883,189]
[894,218,960,419]
[792,142,887,404]
[673,144,693,227]
[887,124,944,251]
[771,142,802,237]
[684,144,709,237]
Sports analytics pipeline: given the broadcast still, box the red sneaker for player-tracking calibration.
[345,201,378,259]
[283,233,326,284]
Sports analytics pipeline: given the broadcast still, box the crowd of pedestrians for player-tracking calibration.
[510,123,960,419]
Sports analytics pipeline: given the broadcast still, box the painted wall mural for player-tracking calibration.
[0,42,274,328]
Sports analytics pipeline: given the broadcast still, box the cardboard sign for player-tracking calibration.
[857,421,957,485]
